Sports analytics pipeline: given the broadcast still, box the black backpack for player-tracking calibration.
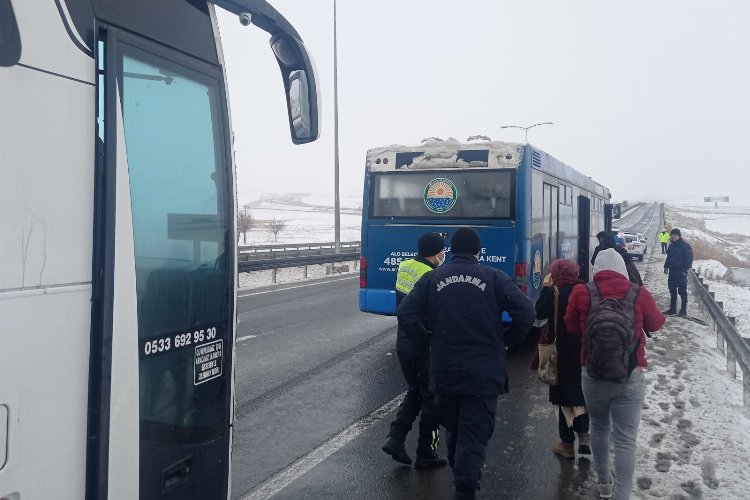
[585,282,641,383]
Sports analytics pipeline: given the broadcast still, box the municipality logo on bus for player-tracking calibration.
[423,178,457,213]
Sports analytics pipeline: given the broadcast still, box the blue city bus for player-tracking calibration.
[359,138,612,316]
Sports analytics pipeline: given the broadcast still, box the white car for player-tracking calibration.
[636,232,647,252]
[623,232,646,261]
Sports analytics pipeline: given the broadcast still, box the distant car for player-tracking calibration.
[623,232,645,261]
[636,232,647,252]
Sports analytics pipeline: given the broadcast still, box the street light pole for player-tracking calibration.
[499,122,554,143]
[333,0,340,254]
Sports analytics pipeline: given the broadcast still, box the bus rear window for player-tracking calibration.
[371,170,515,219]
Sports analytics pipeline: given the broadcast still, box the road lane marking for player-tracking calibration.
[238,276,357,298]
[239,392,405,500]
[237,334,257,342]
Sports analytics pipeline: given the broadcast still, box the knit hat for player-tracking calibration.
[550,259,580,282]
[450,228,481,255]
[417,232,445,257]
[593,248,628,279]
[670,228,681,237]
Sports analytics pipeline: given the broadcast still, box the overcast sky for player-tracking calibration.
[217,0,750,205]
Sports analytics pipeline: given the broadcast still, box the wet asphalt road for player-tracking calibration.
[230,204,659,499]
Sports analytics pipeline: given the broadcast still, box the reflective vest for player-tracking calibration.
[395,258,433,295]
[659,231,670,243]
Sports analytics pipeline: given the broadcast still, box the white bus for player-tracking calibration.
[0,1,319,499]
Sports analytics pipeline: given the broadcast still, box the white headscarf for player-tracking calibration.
[593,248,628,279]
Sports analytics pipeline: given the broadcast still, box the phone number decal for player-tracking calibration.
[140,326,219,359]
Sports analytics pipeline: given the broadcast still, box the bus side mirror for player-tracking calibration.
[270,34,320,144]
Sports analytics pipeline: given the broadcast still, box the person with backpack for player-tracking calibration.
[535,259,590,460]
[564,248,665,499]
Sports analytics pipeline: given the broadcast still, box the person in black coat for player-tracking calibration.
[398,228,535,500]
[535,259,590,459]
[592,232,643,286]
[663,228,693,316]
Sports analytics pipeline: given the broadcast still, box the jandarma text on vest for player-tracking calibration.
[435,275,486,291]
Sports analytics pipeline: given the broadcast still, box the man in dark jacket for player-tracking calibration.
[663,228,693,316]
[397,228,535,499]
[382,232,448,469]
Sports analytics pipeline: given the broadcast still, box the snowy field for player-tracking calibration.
[236,192,362,288]
[664,199,750,337]
[237,192,362,245]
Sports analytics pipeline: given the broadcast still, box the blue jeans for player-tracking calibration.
[582,368,646,500]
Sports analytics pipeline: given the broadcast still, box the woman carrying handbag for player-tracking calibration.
[535,259,590,459]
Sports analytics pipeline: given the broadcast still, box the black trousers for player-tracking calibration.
[558,407,590,444]
[388,339,440,456]
[668,270,688,311]
[437,394,497,493]
[661,242,668,253]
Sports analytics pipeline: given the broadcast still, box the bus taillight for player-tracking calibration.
[360,257,367,288]
[514,263,528,294]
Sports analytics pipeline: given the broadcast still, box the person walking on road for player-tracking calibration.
[658,228,670,254]
[565,249,665,499]
[535,259,590,460]
[663,228,693,316]
[592,232,643,286]
[398,228,535,500]
[382,232,448,469]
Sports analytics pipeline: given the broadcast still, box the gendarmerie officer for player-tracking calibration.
[397,228,535,499]
[382,232,448,469]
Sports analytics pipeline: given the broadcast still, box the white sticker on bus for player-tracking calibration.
[194,339,223,385]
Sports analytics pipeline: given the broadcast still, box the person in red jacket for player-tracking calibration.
[564,248,664,500]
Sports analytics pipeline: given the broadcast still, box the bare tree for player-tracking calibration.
[238,205,254,244]
[268,218,287,242]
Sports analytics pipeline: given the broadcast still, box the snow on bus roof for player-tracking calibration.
[366,137,524,171]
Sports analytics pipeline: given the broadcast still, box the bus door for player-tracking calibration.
[542,183,559,274]
[577,195,592,282]
[96,29,234,500]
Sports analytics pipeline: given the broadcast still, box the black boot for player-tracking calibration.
[382,437,412,465]
[455,488,476,500]
[414,450,448,469]
[663,308,677,315]
[678,306,687,317]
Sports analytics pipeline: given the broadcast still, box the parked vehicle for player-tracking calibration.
[636,232,648,252]
[623,233,646,261]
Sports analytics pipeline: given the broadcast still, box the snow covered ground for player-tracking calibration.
[237,192,362,245]
[629,201,750,498]
[631,252,750,499]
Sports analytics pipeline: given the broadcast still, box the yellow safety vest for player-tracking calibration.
[395,259,432,295]
[659,231,670,243]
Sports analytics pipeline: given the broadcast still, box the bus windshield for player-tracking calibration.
[371,170,515,219]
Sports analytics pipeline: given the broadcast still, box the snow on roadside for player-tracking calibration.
[238,260,359,290]
[630,254,750,499]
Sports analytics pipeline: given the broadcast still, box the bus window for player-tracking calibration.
[371,171,515,219]
[120,44,230,440]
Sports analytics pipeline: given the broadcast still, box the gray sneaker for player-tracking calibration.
[598,478,613,499]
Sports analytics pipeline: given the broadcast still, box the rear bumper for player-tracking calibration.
[359,288,396,315]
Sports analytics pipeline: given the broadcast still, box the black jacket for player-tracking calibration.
[535,285,585,407]
[664,238,693,272]
[397,254,535,396]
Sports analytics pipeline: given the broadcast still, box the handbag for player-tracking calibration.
[537,286,559,386]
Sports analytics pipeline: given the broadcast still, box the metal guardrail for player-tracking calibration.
[237,241,361,272]
[689,269,750,408]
